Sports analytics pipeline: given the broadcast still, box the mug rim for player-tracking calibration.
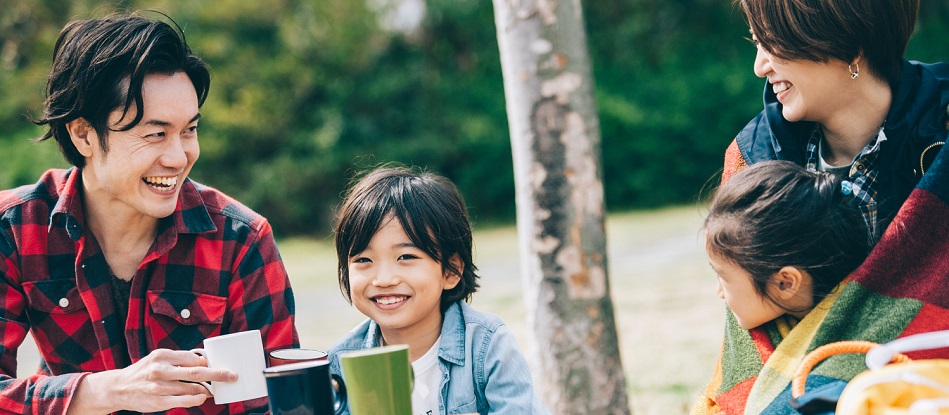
[338,344,408,359]
[269,347,328,359]
[263,359,330,376]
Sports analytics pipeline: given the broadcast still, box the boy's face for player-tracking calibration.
[707,245,784,330]
[347,216,460,341]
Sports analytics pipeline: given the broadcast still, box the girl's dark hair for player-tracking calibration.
[32,11,210,167]
[737,0,919,86]
[705,160,872,309]
[334,165,480,313]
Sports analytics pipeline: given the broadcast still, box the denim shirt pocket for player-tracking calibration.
[146,290,226,350]
[444,359,479,412]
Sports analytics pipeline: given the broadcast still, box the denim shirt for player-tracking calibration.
[328,301,550,415]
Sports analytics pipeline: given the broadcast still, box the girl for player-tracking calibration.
[328,165,550,415]
[705,160,873,329]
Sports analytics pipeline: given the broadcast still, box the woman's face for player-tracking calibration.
[751,35,855,124]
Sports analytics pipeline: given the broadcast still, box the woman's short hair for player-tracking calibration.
[738,0,919,85]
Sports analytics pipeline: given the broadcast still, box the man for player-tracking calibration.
[0,12,298,414]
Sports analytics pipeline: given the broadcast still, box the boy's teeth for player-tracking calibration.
[376,296,407,305]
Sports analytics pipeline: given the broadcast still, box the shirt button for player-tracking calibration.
[180,308,191,319]
[59,298,69,308]
[856,163,865,171]
[841,181,853,195]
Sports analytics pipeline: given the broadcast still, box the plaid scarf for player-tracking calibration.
[693,143,949,415]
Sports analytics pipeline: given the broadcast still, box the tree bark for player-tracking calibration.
[492,0,631,413]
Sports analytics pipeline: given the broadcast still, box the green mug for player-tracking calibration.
[339,344,414,415]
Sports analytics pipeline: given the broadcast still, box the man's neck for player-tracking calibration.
[81,173,159,280]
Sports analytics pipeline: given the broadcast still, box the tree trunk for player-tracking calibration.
[492,0,631,413]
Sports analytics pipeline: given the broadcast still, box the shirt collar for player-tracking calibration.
[360,301,467,366]
[437,301,466,366]
[49,168,216,241]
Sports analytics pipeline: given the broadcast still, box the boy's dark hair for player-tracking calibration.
[334,165,480,313]
[32,11,210,167]
[737,0,919,86]
[705,160,872,309]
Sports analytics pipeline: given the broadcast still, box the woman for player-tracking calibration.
[723,0,948,240]
[694,1,949,414]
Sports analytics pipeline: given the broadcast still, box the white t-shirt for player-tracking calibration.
[412,336,442,415]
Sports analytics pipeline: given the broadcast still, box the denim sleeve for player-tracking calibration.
[480,325,551,415]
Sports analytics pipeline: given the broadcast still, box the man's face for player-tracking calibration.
[82,71,200,220]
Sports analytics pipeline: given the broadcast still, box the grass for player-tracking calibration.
[16,205,724,414]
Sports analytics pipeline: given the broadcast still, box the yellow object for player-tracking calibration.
[836,360,949,415]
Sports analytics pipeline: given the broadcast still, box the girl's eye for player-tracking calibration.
[351,257,371,264]
[398,254,418,261]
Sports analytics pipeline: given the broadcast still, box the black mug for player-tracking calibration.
[263,360,347,415]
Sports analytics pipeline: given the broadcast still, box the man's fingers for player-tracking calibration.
[154,349,207,367]
[157,393,209,409]
[179,380,213,397]
[169,365,237,383]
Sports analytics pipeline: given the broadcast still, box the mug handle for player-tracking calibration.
[189,348,214,395]
[332,374,347,415]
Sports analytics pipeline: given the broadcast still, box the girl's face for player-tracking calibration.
[707,248,785,330]
[347,215,460,340]
[750,34,855,124]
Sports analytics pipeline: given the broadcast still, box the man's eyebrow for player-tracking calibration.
[139,113,202,127]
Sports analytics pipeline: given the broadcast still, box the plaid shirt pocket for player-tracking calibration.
[21,279,98,372]
[146,290,227,351]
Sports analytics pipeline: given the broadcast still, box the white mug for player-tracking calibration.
[190,329,268,405]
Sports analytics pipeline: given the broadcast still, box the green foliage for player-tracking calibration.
[2,0,947,236]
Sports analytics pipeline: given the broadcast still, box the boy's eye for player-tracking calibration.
[398,254,418,261]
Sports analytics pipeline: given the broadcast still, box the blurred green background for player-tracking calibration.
[2,0,947,237]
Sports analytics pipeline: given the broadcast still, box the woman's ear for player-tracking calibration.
[443,254,463,290]
[770,266,807,301]
[66,118,96,158]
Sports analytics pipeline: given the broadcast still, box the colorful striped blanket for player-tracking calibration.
[692,143,949,415]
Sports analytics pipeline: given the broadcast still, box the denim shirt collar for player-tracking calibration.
[438,301,467,367]
[357,301,468,366]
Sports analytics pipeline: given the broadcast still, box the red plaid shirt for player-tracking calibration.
[0,168,298,414]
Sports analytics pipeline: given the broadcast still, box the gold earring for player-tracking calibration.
[849,63,859,80]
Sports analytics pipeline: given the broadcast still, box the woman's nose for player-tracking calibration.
[753,46,772,78]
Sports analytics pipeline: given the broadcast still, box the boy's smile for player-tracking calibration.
[373,295,409,308]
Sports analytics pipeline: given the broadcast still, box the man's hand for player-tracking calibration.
[67,348,238,414]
